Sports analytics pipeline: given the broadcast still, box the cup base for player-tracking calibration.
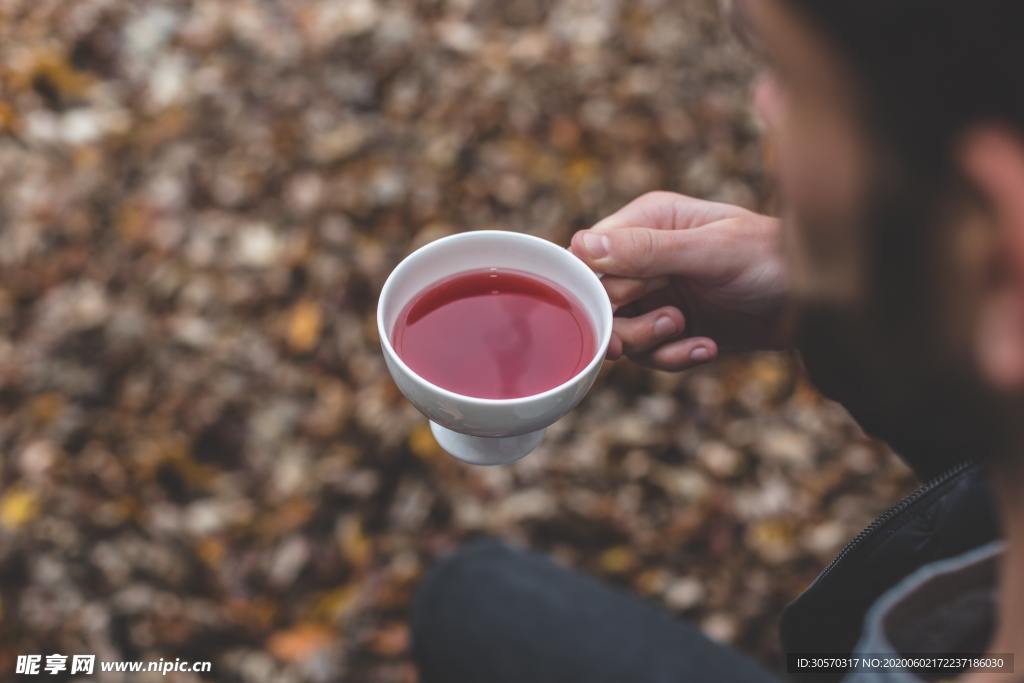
[429,422,544,466]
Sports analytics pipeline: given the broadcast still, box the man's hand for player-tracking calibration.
[570,192,787,371]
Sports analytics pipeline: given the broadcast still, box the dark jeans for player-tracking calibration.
[411,539,781,683]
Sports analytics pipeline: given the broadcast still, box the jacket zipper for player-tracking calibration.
[814,459,975,582]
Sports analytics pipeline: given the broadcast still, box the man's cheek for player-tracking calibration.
[776,112,867,220]
[778,144,840,215]
[783,203,867,309]
[778,139,843,204]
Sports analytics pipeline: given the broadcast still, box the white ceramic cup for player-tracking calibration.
[377,230,613,466]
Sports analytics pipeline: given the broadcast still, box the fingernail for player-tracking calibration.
[690,347,710,362]
[582,232,609,259]
[654,316,676,336]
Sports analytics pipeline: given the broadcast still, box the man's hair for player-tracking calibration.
[783,1,1024,184]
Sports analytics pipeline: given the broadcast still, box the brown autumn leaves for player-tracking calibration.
[0,0,914,681]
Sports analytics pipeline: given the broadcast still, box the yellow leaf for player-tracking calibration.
[11,48,93,96]
[288,300,322,353]
[598,546,637,574]
[564,156,598,190]
[749,519,792,545]
[28,393,64,424]
[0,489,38,530]
[340,517,372,569]
[312,584,360,621]
[197,537,225,567]
[0,102,18,132]
[169,446,218,488]
[116,201,152,243]
[408,423,443,461]
[225,598,276,629]
[634,568,668,595]
[748,355,791,398]
[267,624,333,662]
[260,499,314,538]
[747,519,796,564]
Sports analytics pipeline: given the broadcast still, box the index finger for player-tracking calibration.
[590,191,751,233]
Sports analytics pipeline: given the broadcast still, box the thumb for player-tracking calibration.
[571,226,725,279]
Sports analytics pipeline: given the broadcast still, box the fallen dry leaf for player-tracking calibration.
[370,623,410,657]
[0,489,38,530]
[267,624,334,663]
[287,299,323,353]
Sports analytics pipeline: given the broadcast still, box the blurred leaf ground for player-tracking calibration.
[0,1,914,681]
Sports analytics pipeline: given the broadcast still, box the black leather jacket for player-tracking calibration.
[780,356,1002,682]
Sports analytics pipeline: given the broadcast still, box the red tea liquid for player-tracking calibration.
[392,268,596,399]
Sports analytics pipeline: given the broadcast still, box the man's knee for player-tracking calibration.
[409,538,520,681]
[410,540,512,637]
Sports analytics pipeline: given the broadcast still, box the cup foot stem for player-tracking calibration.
[428,422,545,465]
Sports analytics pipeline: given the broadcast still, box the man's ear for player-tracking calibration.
[960,127,1024,391]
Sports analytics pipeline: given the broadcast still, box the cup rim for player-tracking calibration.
[377,229,613,406]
